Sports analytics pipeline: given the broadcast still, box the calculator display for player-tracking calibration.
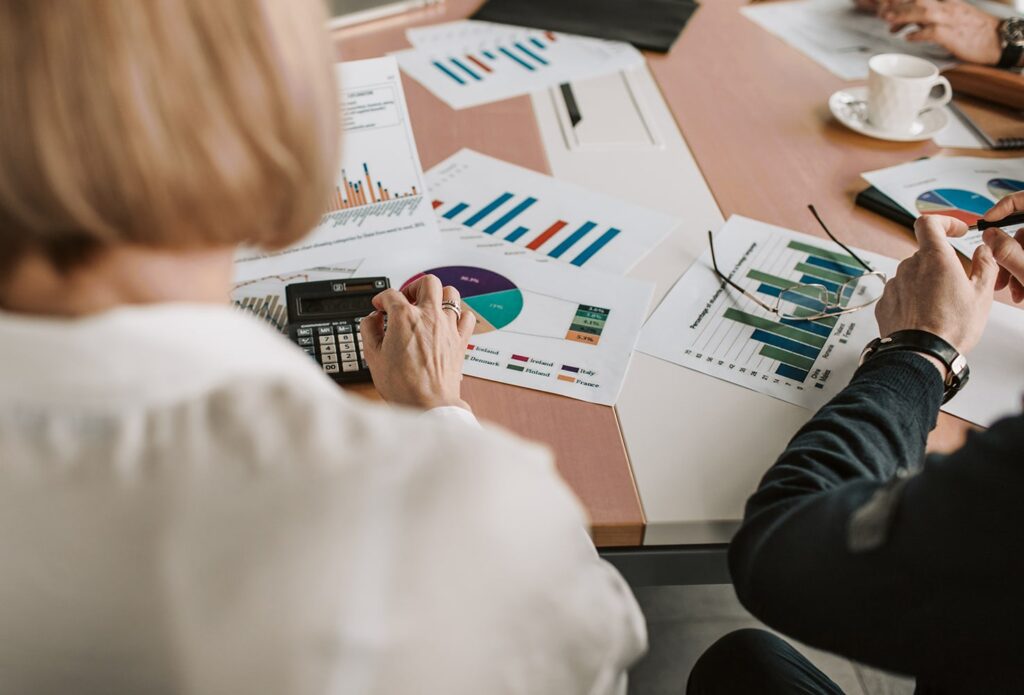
[299,295,369,316]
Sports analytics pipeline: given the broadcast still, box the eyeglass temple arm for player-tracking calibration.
[807,204,873,271]
[707,231,777,314]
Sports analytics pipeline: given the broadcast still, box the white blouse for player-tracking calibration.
[0,304,645,695]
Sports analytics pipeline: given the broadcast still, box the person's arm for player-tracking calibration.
[729,215,1009,679]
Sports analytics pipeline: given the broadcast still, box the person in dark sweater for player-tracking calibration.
[687,196,1024,694]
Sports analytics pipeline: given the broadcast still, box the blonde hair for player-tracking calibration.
[0,0,339,268]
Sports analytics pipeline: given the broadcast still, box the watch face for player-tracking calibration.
[1004,18,1024,45]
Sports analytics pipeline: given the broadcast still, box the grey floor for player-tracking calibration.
[627,585,916,695]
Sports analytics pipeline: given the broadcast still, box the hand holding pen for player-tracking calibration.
[971,193,1024,303]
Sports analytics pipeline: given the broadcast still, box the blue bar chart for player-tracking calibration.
[427,149,678,274]
[637,217,899,410]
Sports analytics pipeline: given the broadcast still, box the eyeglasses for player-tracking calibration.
[708,205,888,322]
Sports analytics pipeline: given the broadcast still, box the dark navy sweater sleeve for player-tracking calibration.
[728,350,1024,689]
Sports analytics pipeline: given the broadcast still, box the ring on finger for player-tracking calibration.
[441,300,462,319]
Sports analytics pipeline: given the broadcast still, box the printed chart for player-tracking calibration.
[395,20,644,110]
[234,57,438,283]
[638,216,898,409]
[231,266,358,332]
[359,243,654,405]
[863,157,1024,257]
[427,149,678,274]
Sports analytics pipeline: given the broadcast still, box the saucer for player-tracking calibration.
[829,86,948,142]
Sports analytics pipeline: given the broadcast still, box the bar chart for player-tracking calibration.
[429,31,558,85]
[235,58,438,283]
[427,149,677,274]
[638,216,898,410]
[397,20,644,110]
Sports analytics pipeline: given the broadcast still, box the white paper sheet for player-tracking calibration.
[393,21,644,110]
[932,107,987,149]
[862,156,1024,256]
[426,149,678,274]
[638,216,898,409]
[944,301,1024,427]
[233,57,439,282]
[741,0,955,80]
[356,243,654,405]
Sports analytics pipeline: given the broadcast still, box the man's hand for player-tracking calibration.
[981,191,1024,303]
[875,215,997,357]
[360,274,476,411]
[881,0,1002,65]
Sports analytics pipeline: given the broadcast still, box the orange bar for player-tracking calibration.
[565,330,600,345]
[346,179,357,206]
[557,374,576,383]
[378,182,385,201]
[412,185,417,196]
[527,220,568,250]
[545,31,556,41]
[365,168,377,204]
[466,54,492,73]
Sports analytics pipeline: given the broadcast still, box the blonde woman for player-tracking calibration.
[0,2,645,693]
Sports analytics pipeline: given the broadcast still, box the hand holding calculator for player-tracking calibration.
[285,277,390,383]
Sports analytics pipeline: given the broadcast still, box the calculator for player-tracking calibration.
[285,277,390,383]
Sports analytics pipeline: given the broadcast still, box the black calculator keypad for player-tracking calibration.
[292,318,367,381]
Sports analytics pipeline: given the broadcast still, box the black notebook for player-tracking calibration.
[472,0,699,53]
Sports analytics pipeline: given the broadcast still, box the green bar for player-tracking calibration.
[506,364,525,372]
[787,240,860,267]
[578,304,610,316]
[794,262,852,285]
[572,316,606,329]
[760,344,815,371]
[569,322,603,336]
[575,308,610,321]
[790,306,838,328]
[747,269,796,289]
[724,308,826,348]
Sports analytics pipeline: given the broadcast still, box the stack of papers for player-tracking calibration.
[393,20,644,110]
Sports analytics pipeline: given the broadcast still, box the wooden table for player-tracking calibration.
[337,0,1015,555]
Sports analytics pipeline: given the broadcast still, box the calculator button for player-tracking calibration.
[318,326,333,336]
[321,352,338,363]
[342,361,359,372]
[304,348,317,358]
[361,359,368,369]
[320,343,336,354]
[319,335,336,346]
[340,351,357,362]
[297,336,313,347]
[296,327,313,337]
[335,324,353,334]
[323,363,340,374]
[338,334,355,345]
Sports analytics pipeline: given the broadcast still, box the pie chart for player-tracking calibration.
[403,266,523,334]
[988,178,1024,200]
[915,188,993,225]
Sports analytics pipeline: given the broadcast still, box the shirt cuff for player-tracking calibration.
[426,405,481,428]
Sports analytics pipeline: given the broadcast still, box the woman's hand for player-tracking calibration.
[881,0,1002,65]
[981,191,1024,303]
[360,274,476,411]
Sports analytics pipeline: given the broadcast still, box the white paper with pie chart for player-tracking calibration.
[361,243,654,405]
[863,156,1024,257]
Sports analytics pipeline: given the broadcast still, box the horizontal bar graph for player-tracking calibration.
[721,239,866,383]
[430,31,558,85]
[325,162,419,214]
[433,195,625,269]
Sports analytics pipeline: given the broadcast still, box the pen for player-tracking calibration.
[968,212,1024,231]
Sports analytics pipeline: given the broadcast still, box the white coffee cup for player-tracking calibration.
[867,54,952,134]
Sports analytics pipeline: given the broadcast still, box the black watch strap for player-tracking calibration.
[860,330,969,404]
[998,42,1024,69]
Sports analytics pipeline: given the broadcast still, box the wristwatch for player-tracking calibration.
[997,17,1024,69]
[859,330,969,404]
